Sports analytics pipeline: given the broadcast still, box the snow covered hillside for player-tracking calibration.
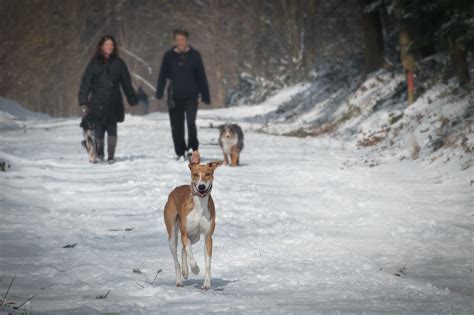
[0,95,473,313]
[215,58,473,170]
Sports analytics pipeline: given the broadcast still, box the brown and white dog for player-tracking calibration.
[163,160,223,289]
[218,124,244,166]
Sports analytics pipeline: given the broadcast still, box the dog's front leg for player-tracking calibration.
[202,235,213,290]
[223,153,229,165]
[181,247,189,280]
[182,234,200,275]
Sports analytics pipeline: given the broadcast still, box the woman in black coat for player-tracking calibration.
[78,35,138,163]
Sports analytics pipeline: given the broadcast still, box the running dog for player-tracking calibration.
[163,160,223,289]
[218,123,244,166]
[80,115,97,163]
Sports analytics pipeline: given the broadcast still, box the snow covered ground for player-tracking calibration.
[0,95,473,313]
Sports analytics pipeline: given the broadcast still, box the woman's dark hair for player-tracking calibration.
[173,28,189,39]
[95,35,118,57]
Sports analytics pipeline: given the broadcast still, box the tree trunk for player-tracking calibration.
[302,0,319,73]
[399,29,417,105]
[210,0,223,106]
[449,37,471,86]
[394,0,417,106]
[359,0,385,75]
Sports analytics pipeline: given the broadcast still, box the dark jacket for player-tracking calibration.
[156,46,210,104]
[78,54,138,123]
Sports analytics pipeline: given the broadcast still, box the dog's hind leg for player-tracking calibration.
[181,246,188,280]
[231,150,239,167]
[181,234,199,275]
[87,136,97,163]
[169,220,183,287]
[164,197,183,287]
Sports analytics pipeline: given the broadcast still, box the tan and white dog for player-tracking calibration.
[163,160,223,289]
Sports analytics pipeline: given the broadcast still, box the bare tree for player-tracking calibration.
[359,0,385,76]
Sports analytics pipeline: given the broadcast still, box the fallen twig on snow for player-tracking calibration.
[132,268,162,287]
[0,275,36,314]
[393,266,407,277]
[95,290,111,299]
[0,161,11,172]
[62,243,77,248]
[1,275,15,305]
[14,295,36,309]
[132,268,148,283]
[149,269,162,285]
[108,227,135,232]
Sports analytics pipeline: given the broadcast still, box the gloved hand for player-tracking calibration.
[137,90,149,103]
[81,105,90,118]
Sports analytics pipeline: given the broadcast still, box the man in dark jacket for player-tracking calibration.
[78,35,138,164]
[156,28,211,161]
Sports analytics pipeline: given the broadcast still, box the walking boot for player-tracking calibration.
[107,136,117,164]
[96,138,105,161]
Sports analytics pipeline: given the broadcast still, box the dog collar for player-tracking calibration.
[191,183,212,198]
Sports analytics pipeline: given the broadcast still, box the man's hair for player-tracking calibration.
[173,28,189,39]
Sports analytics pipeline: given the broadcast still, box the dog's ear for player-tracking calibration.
[191,151,201,164]
[207,160,224,169]
[189,162,198,170]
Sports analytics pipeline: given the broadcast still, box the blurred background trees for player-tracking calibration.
[0,0,471,117]
[359,0,472,104]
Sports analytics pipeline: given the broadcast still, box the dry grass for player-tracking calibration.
[357,127,390,147]
[357,135,385,147]
[410,137,421,160]
[286,123,336,137]
[284,105,361,138]
[439,115,450,128]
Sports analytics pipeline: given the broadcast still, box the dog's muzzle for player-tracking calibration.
[193,183,212,197]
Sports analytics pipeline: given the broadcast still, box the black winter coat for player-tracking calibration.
[78,54,138,123]
[156,46,210,104]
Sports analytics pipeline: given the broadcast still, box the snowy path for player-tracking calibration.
[0,111,472,314]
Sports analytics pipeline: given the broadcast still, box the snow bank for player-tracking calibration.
[0,111,22,131]
[0,96,49,121]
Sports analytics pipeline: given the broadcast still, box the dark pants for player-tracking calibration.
[169,98,199,156]
[94,120,117,158]
[94,120,117,139]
